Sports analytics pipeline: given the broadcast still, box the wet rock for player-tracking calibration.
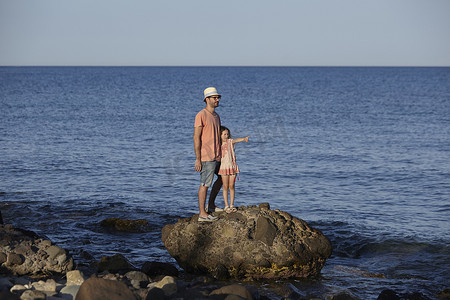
[97,253,135,273]
[162,203,332,279]
[100,218,151,232]
[75,276,135,300]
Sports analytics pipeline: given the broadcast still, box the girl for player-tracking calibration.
[218,126,249,213]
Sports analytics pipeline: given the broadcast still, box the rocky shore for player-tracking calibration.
[0,205,447,300]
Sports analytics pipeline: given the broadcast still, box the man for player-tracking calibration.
[194,87,224,222]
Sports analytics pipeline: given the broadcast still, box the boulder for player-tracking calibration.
[162,203,332,279]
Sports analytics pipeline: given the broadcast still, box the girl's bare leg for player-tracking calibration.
[222,175,230,208]
[229,175,236,208]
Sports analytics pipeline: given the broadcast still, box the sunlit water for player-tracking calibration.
[1,66,449,299]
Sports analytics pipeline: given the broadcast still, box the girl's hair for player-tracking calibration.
[220,126,231,143]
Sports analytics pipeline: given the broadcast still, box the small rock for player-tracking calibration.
[46,245,65,260]
[210,284,254,300]
[0,252,7,264]
[66,270,85,286]
[32,279,57,292]
[60,285,81,299]
[10,284,27,292]
[20,289,47,300]
[6,253,24,266]
[148,276,177,296]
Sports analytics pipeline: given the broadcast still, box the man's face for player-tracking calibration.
[207,95,221,107]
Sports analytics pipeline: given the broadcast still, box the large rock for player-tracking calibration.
[0,224,74,276]
[75,277,135,300]
[162,203,332,279]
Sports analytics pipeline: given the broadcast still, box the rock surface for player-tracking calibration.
[0,224,74,276]
[162,203,332,279]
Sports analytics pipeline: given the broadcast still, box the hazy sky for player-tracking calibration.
[1,0,449,66]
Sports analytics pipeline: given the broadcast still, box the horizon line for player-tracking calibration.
[1,65,450,68]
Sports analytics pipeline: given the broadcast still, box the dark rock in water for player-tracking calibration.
[75,276,135,300]
[141,261,179,278]
[0,224,74,276]
[97,253,135,273]
[378,289,401,300]
[100,217,151,232]
[437,289,450,299]
[161,203,332,279]
[332,291,360,299]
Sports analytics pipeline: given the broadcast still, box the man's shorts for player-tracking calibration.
[200,161,220,187]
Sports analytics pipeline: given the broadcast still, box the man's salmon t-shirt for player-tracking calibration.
[194,109,221,162]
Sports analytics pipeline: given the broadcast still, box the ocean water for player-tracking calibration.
[1,66,449,299]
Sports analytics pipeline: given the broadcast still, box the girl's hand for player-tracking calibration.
[244,136,249,142]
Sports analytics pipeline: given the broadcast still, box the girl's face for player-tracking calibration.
[221,130,230,141]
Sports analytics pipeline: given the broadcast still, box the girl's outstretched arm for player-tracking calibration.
[232,136,249,144]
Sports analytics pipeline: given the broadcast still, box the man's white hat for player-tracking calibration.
[203,87,221,101]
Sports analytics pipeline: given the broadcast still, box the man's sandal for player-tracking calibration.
[229,206,237,212]
[198,215,218,222]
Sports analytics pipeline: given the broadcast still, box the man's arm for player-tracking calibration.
[194,126,203,172]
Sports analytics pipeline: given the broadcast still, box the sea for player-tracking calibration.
[1,66,449,299]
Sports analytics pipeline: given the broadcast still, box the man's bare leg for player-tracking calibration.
[198,186,209,218]
[207,176,222,211]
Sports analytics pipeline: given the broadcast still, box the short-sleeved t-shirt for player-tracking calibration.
[194,109,221,162]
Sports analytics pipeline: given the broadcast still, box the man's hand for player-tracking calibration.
[195,159,202,172]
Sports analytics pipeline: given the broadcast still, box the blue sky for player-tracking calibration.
[1,0,449,66]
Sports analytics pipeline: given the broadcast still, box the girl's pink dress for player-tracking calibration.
[218,139,239,175]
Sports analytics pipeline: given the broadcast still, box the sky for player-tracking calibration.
[1,0,449,66]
